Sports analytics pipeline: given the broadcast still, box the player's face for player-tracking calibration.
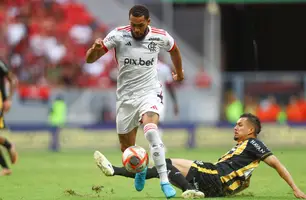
[129,15,150,40]
[233,117,254,142]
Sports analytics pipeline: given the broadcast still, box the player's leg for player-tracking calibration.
[0,136,17,164]
[118,127,138,152]
[170,158,194,177]
[116,99,139,152]
[94,152,204,199]
[141,112,176,198]
[0,149,11,176]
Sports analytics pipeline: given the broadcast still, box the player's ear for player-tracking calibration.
[248,127,255,136]
[147,18,151,25]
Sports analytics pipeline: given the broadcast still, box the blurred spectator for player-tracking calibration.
[286,95,305,123]
[256,96,281,122]
[195,67,211,88]
[0,0,116,88]
[224,91,243,124]
[244,95,257,115]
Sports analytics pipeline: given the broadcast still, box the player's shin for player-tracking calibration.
[144,123,169,183]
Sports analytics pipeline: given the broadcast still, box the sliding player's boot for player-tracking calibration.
[94,151,114,176]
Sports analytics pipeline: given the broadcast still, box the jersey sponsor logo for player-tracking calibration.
[123,34,132,38]
[148,42,157,52]
[124,58,155,66]
[149,37,161,41]
[250,139,266,154]
[105,35,115,42]
[125,41,132,46]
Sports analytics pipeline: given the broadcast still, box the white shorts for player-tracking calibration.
[116,89,164,134]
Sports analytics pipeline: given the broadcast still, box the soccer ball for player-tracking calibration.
[122,146,149,173]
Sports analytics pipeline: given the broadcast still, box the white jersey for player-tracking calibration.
[102,25,175,100]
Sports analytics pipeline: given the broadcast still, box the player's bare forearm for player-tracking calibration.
[6,72,17,100]
[169,45,183,78]
[86,47,105,63]
[264,155,298,191]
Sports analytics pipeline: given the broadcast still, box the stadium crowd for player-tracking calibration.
[224,91,306,123]
[0,0,118,88]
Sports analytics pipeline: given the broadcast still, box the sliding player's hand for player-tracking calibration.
[93,38,103,50]
[294,189,306,199]
[172,70,184,82]
[3,100,11,113]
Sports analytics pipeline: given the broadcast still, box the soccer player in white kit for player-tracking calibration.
[86,5,184,198]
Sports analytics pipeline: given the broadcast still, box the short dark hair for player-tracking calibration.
[129,5,150,20]
[240,113,262,135]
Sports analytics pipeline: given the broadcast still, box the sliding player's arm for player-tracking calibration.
[5,71,18,101]
[0,60,18,113]
[264,155,306,199]
[162,32,184,82]
[86,29,118,63]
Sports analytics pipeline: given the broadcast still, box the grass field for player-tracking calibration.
[0,147,305,200]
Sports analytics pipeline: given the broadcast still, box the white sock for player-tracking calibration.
[144,123,169,183]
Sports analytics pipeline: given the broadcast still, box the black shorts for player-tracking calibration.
[186,160,225,197]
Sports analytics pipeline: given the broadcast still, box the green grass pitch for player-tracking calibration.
[0,147,305,200]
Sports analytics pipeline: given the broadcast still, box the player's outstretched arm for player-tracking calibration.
[169,44,184,82]
[86,38,107,63]
[264,155,306,199]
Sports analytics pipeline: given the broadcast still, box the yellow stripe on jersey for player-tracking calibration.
[228,180,241,191]
[220,160,259,184]
[235,160,259,177]
[217,140,248,163]
[191,163,219,175]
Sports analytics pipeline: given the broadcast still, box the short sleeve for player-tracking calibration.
[102,29,119,52]
[162,31,175,52]
[0,60,9,76]
[247,139,273,160]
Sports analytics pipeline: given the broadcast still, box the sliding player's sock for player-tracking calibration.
[2,139,12,150]
[0,150,9,169]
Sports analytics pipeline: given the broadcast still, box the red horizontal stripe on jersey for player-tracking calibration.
[151,27,165,32]
[151,30,166,36]
[117,25,131,31]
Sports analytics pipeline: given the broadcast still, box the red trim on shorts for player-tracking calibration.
[168,42,176,52]
[101,41,108,53]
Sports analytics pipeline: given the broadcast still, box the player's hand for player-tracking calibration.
[173,103,179,116]
[92,38,103,50]
[172,70,184,82]
[3,100,12,113]
[294,189,306,199]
